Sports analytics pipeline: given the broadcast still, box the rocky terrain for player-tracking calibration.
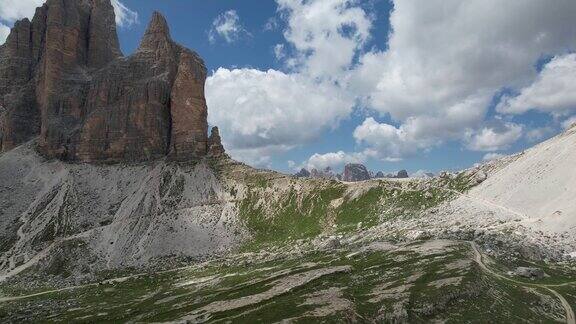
[1,128,575,322]
[0,0,574,322]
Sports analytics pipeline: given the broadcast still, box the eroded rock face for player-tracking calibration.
[310,167,337,180]
[208,126,225,157]
[294,168,311,178]
[342,163,370,182]
[397,170,409,178]
[0,0,221,162]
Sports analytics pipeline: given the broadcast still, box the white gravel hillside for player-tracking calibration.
[0,141,245,280]
[469,125,576,234]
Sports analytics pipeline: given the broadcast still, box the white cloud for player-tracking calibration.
[303,151,366,171]
[562,116,576,130]
[352,118,430,160]
[277,0,372,80]
[351,100,488,160]
[525,126,554,143]
[209,10,249,44]
[273,44,285,60]
[497,54,576,115]
[0,0,44,22]
[206,68,354,162]
[0,23,9,44]
[205,0,371,166]
[111,0,138,28]
[483,153,506,161]
[466,123,523,152]
[225,146,285,169]
[349,0,576,157]
[264,17,279,31]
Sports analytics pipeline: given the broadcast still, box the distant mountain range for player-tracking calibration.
[295,164,422,182]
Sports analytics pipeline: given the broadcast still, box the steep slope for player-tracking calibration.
[468,125,576,233]
[0,142,242,280]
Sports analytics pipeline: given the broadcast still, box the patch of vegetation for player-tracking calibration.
[441,172,477,193]
[0,241,571,323]
[239,182,345,250]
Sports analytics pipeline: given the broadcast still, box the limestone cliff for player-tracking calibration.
[0,0,221,162]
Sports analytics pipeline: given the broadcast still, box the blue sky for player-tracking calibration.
[1,0,576,175]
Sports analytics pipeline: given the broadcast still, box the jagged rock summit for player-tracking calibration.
[342,163,370,182]
[0,0,223,162]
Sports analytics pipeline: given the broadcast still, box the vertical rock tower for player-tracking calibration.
[0,0,223,162]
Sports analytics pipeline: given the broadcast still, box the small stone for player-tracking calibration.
[475,171,488,183]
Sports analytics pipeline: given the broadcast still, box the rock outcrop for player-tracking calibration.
[310,167,337,180]
[397,170,409,178]
[342,163,370,182]
[0,0,222,162]
[374,171,385,178]
[208,126,225,157]
[295,168,311,178]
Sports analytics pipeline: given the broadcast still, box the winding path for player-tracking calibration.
[471,242,575,324]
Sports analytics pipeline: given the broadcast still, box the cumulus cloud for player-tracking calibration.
[264,17,279,31]
[352,118,431,160]
[273,44,285,60]
[349,0,576,157]
[206,0,370,165]
[525,126,554,143]
[351,98,488,160]
[209,10,250,44]
[303,151,366,171]
[497,54,576,115]
[225,145,289,169]
[277,0,372,79]
[206,68,354,165]
[466,123,523,152]
[483,153,506,161]
[0,0,44,22]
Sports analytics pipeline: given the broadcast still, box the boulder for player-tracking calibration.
[342,163,370,182]
[475,170,488,183]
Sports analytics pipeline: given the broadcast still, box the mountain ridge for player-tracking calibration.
[0,0,223,162]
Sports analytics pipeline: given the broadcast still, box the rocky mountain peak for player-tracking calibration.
[138,11,172,52]
[0,0,223,162]
[342,163,370,182]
